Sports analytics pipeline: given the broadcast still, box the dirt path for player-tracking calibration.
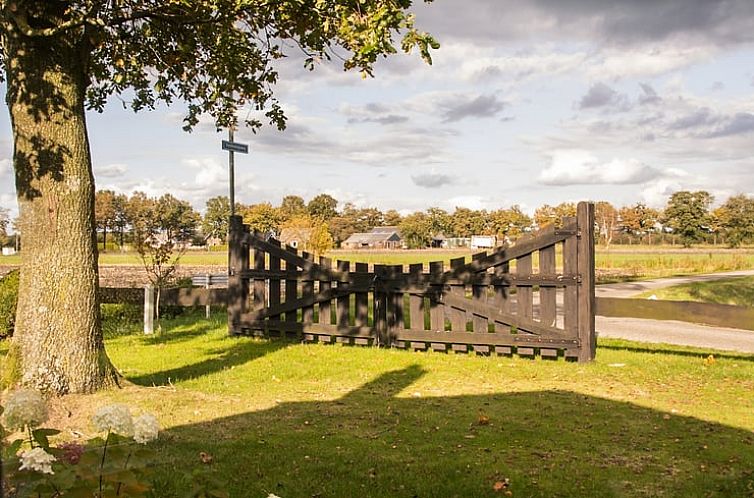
[596,270,754,354]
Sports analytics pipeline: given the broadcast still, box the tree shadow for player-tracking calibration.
[127,337,288,386]
[147,366,754,497]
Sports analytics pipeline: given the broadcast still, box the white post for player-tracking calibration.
[205,274,211,319]
[144,284,154,334]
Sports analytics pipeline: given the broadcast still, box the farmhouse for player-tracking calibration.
[342,227,402,249]
[279,227,313,250]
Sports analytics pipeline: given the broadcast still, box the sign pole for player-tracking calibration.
[228,128,235,216]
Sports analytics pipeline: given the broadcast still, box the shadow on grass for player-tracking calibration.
[128,337,289,386]
[149,366,754,498]
[599,341,754,362]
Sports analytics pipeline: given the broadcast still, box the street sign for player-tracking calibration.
[222,140,249,154]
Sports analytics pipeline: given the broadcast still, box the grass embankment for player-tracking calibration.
[3,312,752,497]
[638,276,754,307]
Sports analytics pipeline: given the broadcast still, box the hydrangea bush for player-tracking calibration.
[1,390,159,497]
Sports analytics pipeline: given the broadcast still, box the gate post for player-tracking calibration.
[228,215,248,335]
[576,202,596,361]
[143,284,154,335]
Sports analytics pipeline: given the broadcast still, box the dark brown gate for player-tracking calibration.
[228,202,595,361]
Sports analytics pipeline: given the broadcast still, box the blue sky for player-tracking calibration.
[2,0,754,220]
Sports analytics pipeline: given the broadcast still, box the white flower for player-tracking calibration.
[92,404,134,437]
[0,389,49,430]
[18,447,56,475]
[132,413,159,444]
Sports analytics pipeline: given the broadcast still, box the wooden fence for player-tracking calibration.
[227,202,597,361]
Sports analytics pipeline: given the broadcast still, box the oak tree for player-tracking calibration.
[1,0,438,393]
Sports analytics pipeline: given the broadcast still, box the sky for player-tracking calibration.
[1,0,754,220]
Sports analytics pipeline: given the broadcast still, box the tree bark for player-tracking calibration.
[4,8,119,393]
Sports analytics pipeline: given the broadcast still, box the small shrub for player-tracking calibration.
[100,303,142,338]
[0,269,20,339]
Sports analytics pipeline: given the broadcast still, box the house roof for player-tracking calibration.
[343,231,401,244]
[278,227,312,243]
[370,226,400,234]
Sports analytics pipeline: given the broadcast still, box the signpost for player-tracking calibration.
[222,129,248,216]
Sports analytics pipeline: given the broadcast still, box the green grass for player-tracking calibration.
[5,312,751,497]
[637,276,754,307]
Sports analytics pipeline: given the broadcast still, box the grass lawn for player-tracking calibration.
[637,276,754,307]
[4,312,753,497]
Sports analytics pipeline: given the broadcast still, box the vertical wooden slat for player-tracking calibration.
[285,246,299,330]
[429,261,444,332]
[449,257,466,331]
[563,216,578,349]
[409,263,424,330]
[388,265,403,346]
[355,262,369,327]
[268,240,282,334]
[471,252,488,333]
[493,261,510,333]
[337,260,351,328]
[227,215,247,335]
[540,244,557,327]
[517,253,533,321]
[318,256,332,325]
[577,202,596,361]
[301,252,314,326]
[374,264,388,344]
[253,244,266,310]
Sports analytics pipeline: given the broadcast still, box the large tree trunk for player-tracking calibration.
[4,9,119,394]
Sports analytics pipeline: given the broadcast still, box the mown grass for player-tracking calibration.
[637,276,754,307]
[4,312,751,497]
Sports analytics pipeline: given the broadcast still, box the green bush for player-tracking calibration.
[0,270,19,339]
[100,303,142,338]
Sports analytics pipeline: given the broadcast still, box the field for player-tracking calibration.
[3,245,754,284]
[637,276,754,307]
[3,311,753,497]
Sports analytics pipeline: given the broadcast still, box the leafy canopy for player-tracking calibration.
[0,0,438,131]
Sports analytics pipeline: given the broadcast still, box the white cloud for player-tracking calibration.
[0,158,10,177]
[539,150,658,185]
[94,163,128,178]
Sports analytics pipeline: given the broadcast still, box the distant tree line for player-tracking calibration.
[2,190,754,251]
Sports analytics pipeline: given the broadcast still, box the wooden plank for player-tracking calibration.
[393,329,579,348]
[156,288,228,306]
[374,264,388,345]
[493,262,510,333]
[285,246,299,325]
[517,253,533,320]
[539,244,557,327]
[595,297,754,331]
[429,262,445,331]
[408,263,424,330]
[517,347,535,357]
[239,269,578,287]
[318,256,332,325]
[387,265,404,346]
[449,257,467,331]
[252,245,266,313]
[471,252,488,333]
[576,202,596,362]
[268,240,282,328]
[563,226,578,340]
[437,291,567,338]
[337,260,351,328]
[355,262,369,327]
[301,252,315,325]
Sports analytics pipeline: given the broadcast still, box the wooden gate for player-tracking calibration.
[228,202,595,361]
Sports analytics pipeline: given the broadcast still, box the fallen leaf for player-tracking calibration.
[199,451,213,464]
